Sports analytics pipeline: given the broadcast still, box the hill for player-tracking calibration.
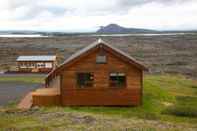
[97,24,156,34]
[0,34,197,78]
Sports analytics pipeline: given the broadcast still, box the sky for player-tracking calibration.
[0,0,197,32]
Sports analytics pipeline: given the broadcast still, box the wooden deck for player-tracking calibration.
[18,87,60,109]
[32,88,61,106]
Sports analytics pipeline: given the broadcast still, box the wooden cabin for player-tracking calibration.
[17,55,57,73]
[31,39,148,107]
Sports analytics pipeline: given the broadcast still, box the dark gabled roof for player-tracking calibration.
[46,39,148,85]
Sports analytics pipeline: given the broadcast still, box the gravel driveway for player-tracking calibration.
[0,82,42,106]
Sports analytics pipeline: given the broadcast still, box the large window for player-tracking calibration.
[77,73,94,88]
[109,72,126,87]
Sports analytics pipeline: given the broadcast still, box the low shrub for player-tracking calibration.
[190,85,197,89]
[162,96,197,117]
[176,96,197,105]
[163,105,197,117]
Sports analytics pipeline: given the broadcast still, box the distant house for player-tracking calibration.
[28,39,147,108]
[17,55,57,73]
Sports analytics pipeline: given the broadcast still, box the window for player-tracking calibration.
[45,62,52,68]
[77,73,94,88]
[96,55,107,64]
[29,63,35,68]
[20,62,27,68]
[37,63,45,68]
[96,48,107,64]
[109,73,126,87]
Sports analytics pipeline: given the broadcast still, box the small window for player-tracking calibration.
[109,73,126,87]
[77,73,94,88]
[96,55,107,64]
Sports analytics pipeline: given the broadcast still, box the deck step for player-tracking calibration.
[17,92,33,110]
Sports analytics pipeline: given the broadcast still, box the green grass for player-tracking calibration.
[0,74,197,130]
[58,74,197,120]
[55,74,197,123]
[0,75,45,84]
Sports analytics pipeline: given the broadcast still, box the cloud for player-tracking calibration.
[119,0,192,7]
[0,0,67,20]
[117,1,197,30]
[3,0,194,19]
[0,0,196,31]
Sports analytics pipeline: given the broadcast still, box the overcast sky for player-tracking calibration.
[0,0,197,32]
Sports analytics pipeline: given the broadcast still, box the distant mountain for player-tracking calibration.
[97,24,157,34]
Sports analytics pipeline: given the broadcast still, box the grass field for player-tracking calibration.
[0,74,197,131]
[0,75,45,84]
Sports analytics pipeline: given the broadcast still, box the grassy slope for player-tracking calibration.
[0,74,197,130]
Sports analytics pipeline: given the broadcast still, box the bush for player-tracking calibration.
[163,105,197,117]
[176,96,197,105]
[190,85,197,89]
[162,96,197,117]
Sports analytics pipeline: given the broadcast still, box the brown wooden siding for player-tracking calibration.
[32,88,61,106]
[32,95,60,106]
[60,48,142,106]
[62,89,140,106]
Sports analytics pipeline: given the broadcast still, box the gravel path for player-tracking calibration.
[0,82,42,106]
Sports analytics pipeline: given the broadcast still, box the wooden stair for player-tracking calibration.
[17,92,33,110]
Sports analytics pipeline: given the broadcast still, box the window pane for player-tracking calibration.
[118,73,125,76]
[109,73,126,87]
[46,63,52,68]
[110,73,117,76]
[77,73,94,87]
[96,55,106,64]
